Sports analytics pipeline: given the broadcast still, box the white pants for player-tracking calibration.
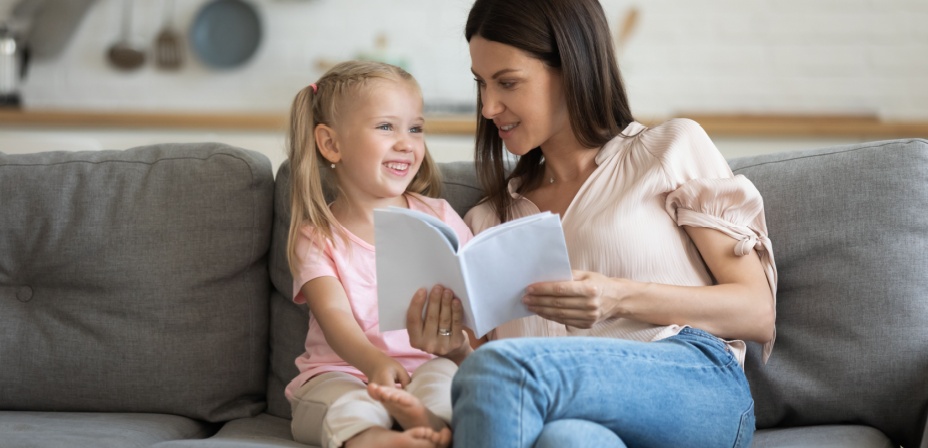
[289,358,457,448]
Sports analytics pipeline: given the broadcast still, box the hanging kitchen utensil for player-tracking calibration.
[614,7,640,58]
[190,0,261,69]
[155,0,183,70]
[13,0,97,60]
[107,0,145,71]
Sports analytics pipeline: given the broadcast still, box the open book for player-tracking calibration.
[375,207,572,337]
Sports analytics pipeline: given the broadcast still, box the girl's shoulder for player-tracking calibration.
[407,193,474,242]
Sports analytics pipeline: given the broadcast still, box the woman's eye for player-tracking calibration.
[500,80,515,89]
[473,78,486,88]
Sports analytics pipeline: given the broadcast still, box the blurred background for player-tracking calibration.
[1,0,926,169]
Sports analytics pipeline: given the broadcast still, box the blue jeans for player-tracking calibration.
[451,328,755,447]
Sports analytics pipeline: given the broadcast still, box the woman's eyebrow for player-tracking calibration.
[471,68,521,79]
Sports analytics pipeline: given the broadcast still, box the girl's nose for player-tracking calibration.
[395,135,413,152]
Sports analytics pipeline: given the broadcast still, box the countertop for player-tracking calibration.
[2,109,927,138]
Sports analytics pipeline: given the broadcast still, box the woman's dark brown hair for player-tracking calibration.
[465,0,635,222]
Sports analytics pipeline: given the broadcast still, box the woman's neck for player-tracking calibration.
[540,139,599,185]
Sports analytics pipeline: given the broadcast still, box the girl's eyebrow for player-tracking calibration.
[371,115,425,122]
[471,68,520,79]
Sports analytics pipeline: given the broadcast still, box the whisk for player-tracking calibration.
[155,0,182,70]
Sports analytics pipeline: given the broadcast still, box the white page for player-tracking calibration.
[460,212,572,337]
[379,206,460,252]
[375,209,468,333]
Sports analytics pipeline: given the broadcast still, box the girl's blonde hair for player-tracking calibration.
[286,60,443,275]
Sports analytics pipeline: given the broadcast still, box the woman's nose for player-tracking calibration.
[481,90,503,119]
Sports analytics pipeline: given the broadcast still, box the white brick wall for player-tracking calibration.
[2,0,926,120]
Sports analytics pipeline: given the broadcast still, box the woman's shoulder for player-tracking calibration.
[633,118,711,149]
[463,201,500,235]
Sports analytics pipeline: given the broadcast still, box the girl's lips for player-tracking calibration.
[384,161,412,176]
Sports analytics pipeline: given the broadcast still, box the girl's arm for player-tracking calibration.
[522,226,775,343]
[302,276,411,387]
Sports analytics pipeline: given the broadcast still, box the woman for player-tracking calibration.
[406,0,777,446]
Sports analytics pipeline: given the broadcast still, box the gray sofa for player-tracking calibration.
[1,138,926,448]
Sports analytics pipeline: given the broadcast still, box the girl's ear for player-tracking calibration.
[314,124,341,164]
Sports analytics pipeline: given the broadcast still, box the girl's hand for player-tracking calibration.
[364,355,412,389]
[406,285,473,365]
[522,270,626,329]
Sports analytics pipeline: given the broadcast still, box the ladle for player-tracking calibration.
[107,0,144,70]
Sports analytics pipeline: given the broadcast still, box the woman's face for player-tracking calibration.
[469,36,573,156]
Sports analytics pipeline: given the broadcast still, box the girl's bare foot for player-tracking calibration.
[367,383,448,433]
[344,426,451,448]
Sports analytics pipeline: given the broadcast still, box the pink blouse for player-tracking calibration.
[465,119,777,365]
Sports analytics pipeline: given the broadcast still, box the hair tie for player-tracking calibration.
[310,83,318,93]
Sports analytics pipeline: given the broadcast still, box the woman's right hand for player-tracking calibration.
[406,285,473,365]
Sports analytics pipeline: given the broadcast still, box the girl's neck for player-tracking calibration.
[330,193,409,244]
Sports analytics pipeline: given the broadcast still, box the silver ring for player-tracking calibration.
[438,328,452,336]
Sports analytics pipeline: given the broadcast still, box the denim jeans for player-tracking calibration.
[451,328,755,448]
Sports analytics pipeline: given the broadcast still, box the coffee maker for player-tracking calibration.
[0,23,28,107]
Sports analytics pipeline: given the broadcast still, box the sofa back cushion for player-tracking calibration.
[731,139,928,448]
[266,160,484,418]
[0,144,274,422]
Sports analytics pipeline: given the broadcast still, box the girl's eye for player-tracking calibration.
[376,123,393,131]
[410,126,424,134]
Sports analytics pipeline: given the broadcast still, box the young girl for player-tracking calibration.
[284,61,471,448]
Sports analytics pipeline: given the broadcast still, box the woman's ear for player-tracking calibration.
[314,124,341,164]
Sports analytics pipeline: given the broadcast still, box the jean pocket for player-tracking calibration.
[732,401,755,448]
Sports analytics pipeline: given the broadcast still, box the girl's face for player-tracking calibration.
[469,36,573,156]
[327,79,426,204]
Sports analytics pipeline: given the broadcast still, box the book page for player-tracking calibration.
[375,209,468,333]
[460,212,572,337]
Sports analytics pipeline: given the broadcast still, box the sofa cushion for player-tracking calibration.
[266,160,485,419]
[153,413,311,448]
[753,425,894,448]
[731,139,928,448]
[0,411,216,448]
[0,144,274,422]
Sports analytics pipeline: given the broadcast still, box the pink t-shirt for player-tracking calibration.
[285,193,473,400]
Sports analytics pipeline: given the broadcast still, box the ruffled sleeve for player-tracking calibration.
[665,175,778,363]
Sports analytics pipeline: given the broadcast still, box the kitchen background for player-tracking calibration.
[1,0,927,170]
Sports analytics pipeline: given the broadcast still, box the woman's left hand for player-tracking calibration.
[522,270,625,329]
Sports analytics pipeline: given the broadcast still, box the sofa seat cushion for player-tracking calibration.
[0,411,216,448]
[153,413,312,448]
[753,425,894,448]
[0,145,274,422]
[731,139,928,448]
